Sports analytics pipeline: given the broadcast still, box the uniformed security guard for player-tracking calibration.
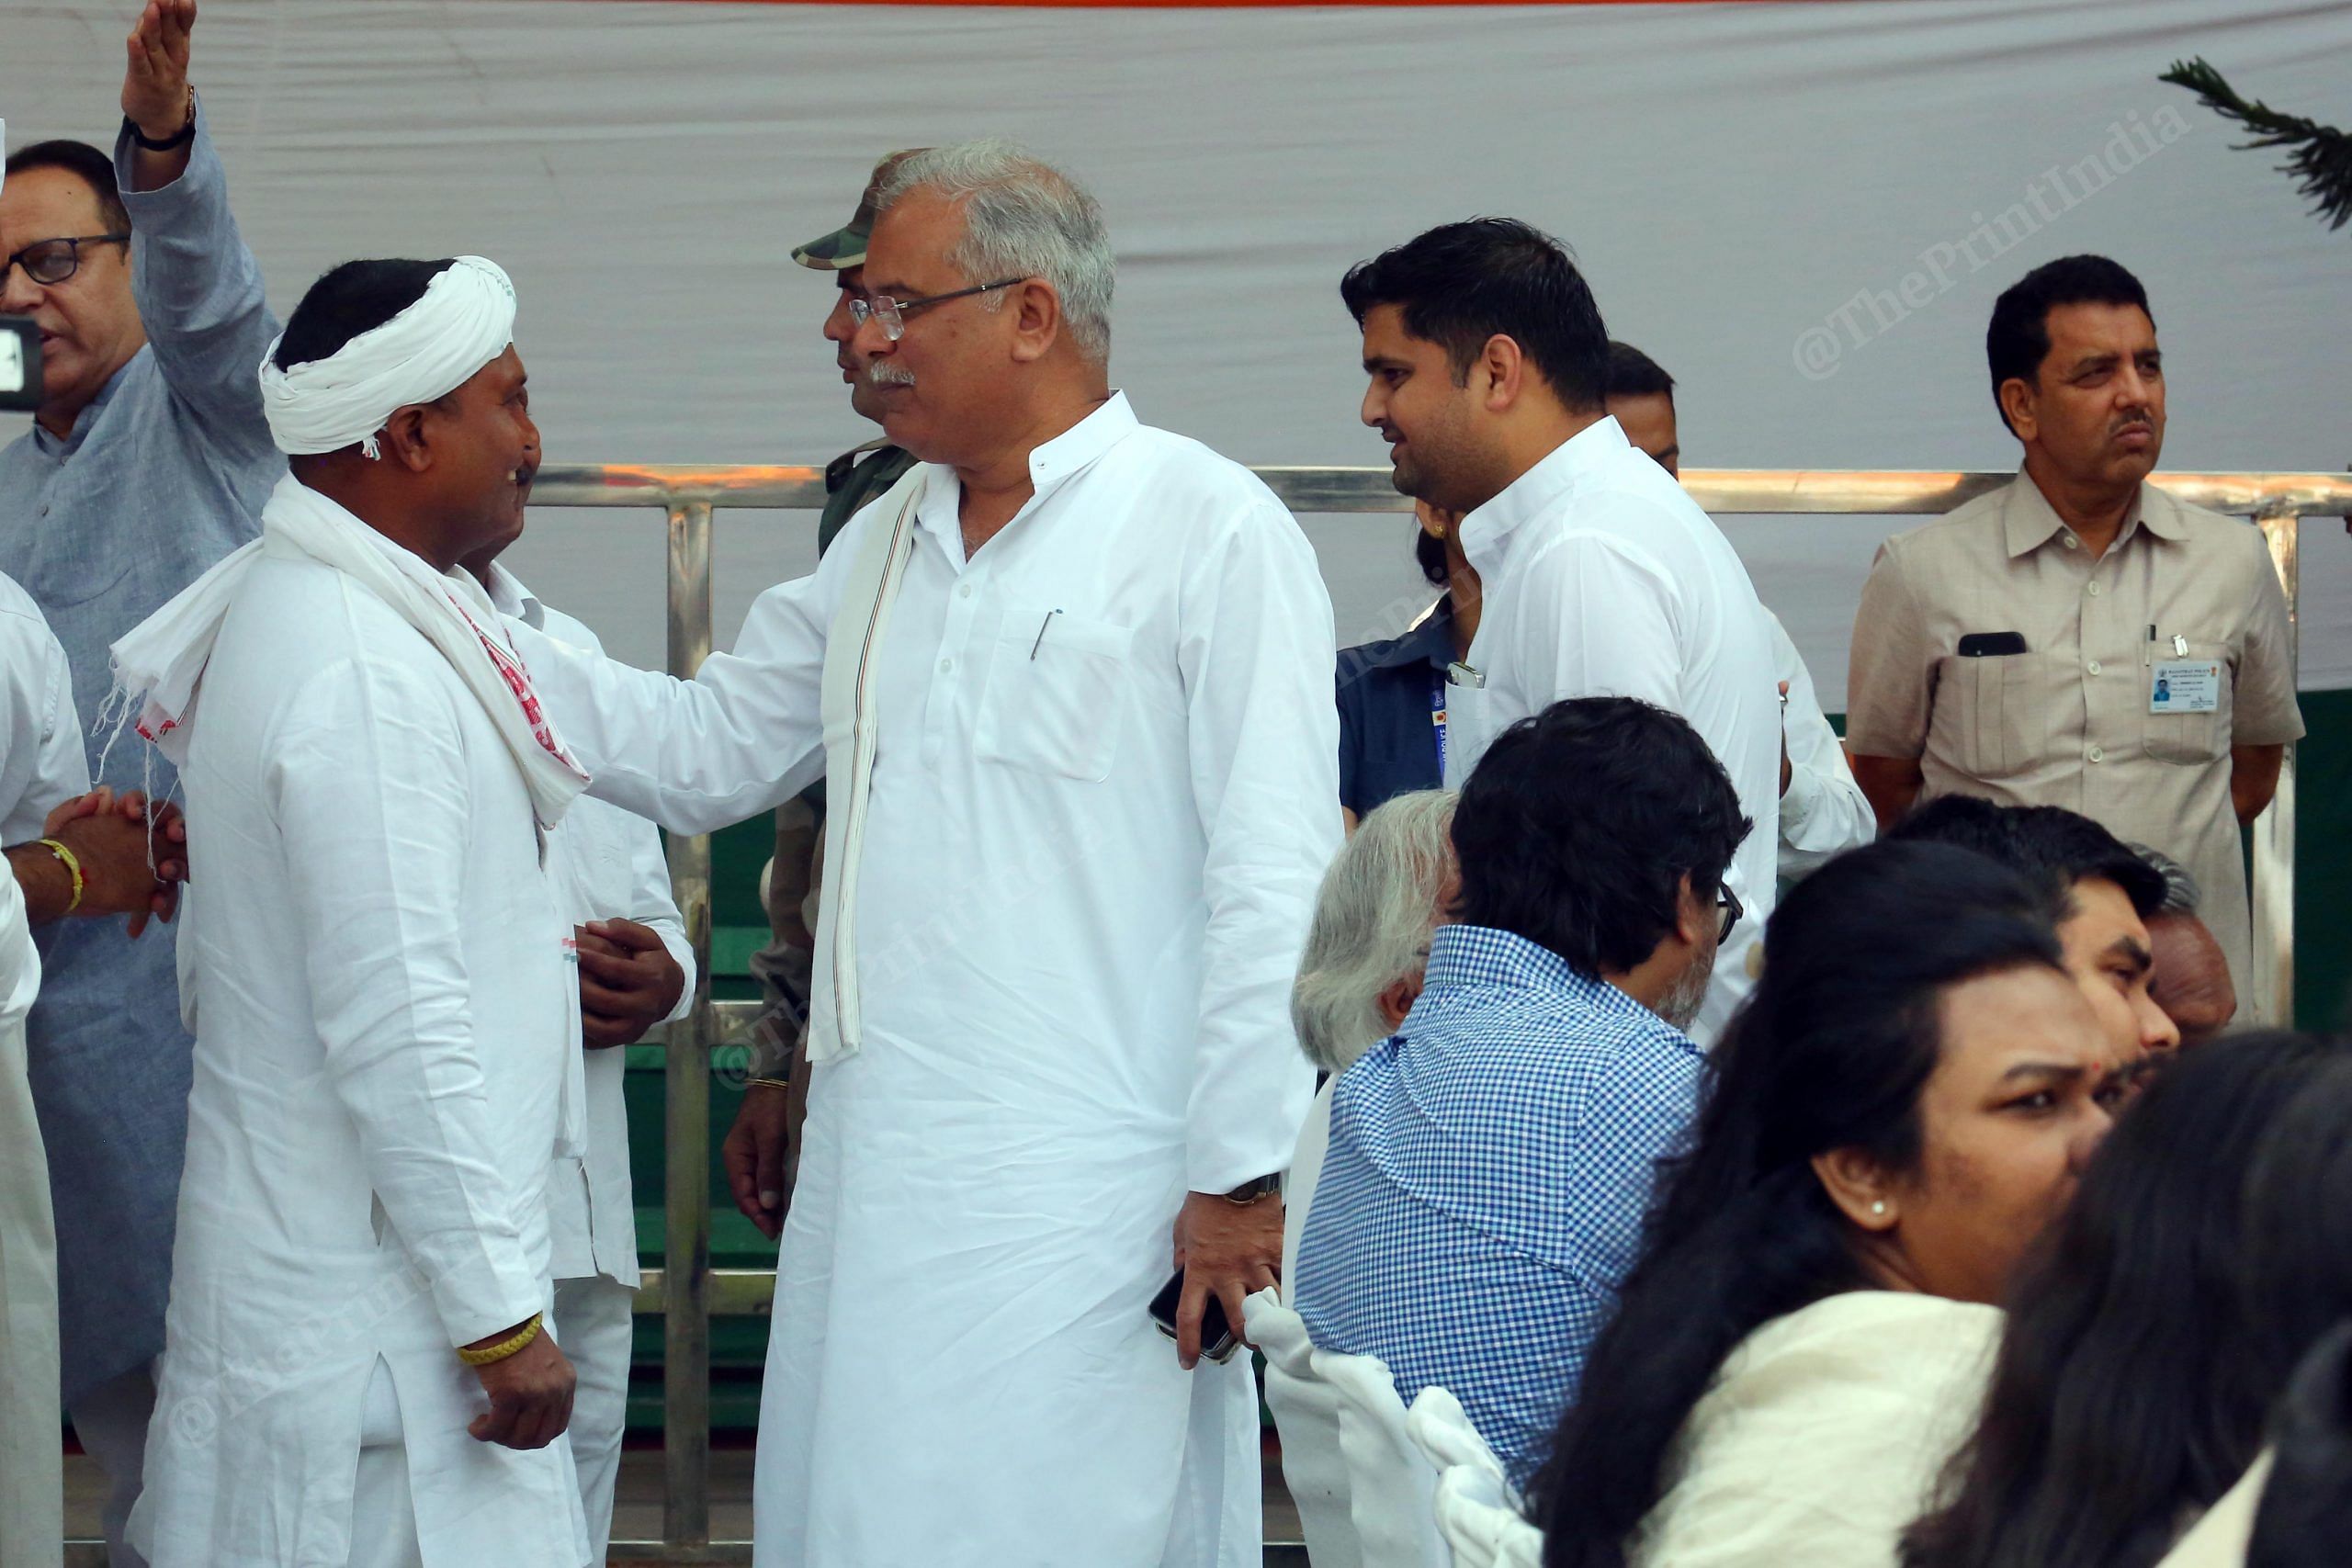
[726,152,925,1237]
[1848,254,2301,1015]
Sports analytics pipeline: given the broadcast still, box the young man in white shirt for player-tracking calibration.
[1345,221,1779,1040]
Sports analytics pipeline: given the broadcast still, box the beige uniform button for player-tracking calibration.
[2088,745,2106,762]
[2087,581,2102,596]
[2087,660,2103,675]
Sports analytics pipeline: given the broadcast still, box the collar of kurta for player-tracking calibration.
[1455,413,1634,569]
[2002,465,2188,558]
[36,349,141,458]
[481,558,546,629]
[909,389,1140,557]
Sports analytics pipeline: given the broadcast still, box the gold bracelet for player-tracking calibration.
[38,839,85,914]
[745,1077,792,1092]
[457,1313,542,1367]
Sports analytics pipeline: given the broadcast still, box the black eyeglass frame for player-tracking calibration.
[5,233,131,287]
[1715,882,1744,943]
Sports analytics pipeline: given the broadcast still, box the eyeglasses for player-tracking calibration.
[1715,882,1744,943]
[5,234,131,287]
[847,277,1025,343]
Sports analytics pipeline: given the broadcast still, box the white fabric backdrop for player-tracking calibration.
[7,0,2349,693]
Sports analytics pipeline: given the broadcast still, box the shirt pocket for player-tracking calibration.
[975,602,1136,783]
[2143,638,2234,766]
[1935,651,2060,781]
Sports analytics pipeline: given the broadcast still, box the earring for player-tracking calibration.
[1870,1201,1888,1218]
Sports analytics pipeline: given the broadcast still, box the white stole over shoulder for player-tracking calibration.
[807,467,927,1066]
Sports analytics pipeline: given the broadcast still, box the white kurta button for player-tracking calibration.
[2088,745,2105,762]
[2063,534,2080,549]
[939,658,953,673]
[958,583,973,599]
[2087,660,2102,675]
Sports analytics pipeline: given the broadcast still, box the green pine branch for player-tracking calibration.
[2160,56,2352,231]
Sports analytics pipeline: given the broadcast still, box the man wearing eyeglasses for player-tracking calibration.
[508,137,1338,1568]
[0,6,280,1561]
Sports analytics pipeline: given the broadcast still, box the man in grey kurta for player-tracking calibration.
[0,14,279,1553]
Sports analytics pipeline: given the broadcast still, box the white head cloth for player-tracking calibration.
[257,255,516,458]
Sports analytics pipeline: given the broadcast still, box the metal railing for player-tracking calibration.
[62,467,2336,1567]
[537,462,2343,1563]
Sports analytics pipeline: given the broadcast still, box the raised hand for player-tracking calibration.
[122,0,198,143]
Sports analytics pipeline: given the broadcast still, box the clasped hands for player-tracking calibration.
[43,786,188,935]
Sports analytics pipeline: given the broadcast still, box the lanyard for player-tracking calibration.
[1430,670,1450,783]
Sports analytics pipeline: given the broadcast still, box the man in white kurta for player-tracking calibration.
[508,142,1337,1567]
[115,256,590,1568]
[480,558,694,1564]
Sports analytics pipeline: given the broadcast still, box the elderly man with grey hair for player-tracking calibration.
[2133,842,2238,1046]
[1284,789,1456,1281]
[507,138,1340,1568]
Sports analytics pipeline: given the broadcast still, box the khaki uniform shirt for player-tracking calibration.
[1848,470,2302,1010]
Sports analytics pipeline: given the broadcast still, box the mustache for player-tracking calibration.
[866,361,917,389]
[2111,412,2154,434]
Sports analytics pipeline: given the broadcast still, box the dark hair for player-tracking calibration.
[3,140,131,241]
[274,257,457,372]
[1413,525,1449,587]
[1452,697,1747,978]
[1903,1034,2352,1568]
[1892,795,2165,922]
[1604,340,1676,403]
[1534,841,2066,1568]
[1985,255,2153,434]
[1340,219,1609,412]
[2248,1321,2352,1567]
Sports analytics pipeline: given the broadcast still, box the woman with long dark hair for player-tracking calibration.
[1903,1036,2352,1568]
[1534,840,2121,1568]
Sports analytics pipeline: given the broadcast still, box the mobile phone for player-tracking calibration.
[1149,1268,1241,1364]
[1956,631,2029,659]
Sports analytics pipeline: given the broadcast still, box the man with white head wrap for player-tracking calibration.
[113,255,593,1568]
[505,139,1339,1568]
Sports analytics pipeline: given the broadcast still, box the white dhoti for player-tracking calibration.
[753,1044,1262,1568]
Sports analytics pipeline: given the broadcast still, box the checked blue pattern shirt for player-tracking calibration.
[1291,923,1705,1489]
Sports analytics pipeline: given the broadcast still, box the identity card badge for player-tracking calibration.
[2150,659,2222,715]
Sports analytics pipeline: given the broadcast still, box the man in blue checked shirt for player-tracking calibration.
[1292,695,1753,1489]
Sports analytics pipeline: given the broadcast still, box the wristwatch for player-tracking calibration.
[1221,1174,1281,1205]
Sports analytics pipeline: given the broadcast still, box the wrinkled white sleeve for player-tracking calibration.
[1499,529,1687,721]
[1500,527,1766,922]
[511,552,850,837]
[267,656,545,1347]
[536,610,696,1023]
[0,595,92,845]
[1770,613,1874,879]
[1177,501,1338,1192]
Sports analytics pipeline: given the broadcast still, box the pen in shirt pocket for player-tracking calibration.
[2146,625,2154,667]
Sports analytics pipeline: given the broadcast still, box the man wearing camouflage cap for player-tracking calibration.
[727,153,922,1243]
